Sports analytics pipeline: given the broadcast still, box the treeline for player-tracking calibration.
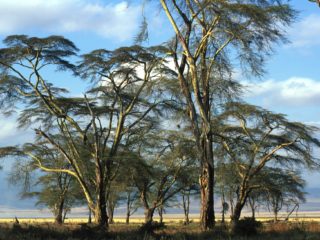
[0,0,319,233]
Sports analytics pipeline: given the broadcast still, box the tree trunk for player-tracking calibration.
[93,186,108,228]
[230,192,248,233]
[88,207,92,224]
[126,192,131,224]
[230,202,243,232]
[199,160,215,230]
[229,191,234,217]
[221,192,225,224]
[252,207,256,220]
[92,170,108,228]
[274,209,278,222]
[54,198,65,224]
[158,206,164,224]
[107,204,114,224]
[144,208,155,224]
[182,191,190,225]
[94,203,108,228]
[248,197,256,220]
[126,212,130,225]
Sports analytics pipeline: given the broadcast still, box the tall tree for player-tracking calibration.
[159,0,295,230]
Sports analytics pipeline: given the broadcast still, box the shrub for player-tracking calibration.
[232,217,262,236]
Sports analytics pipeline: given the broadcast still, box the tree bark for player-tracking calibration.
[230,202,243,232]
[199,160,215,230]
[88,207,92,224]
[158,206,164,224]
[230,191,248,233]
[221,192,226,224]
[248,197,256,220]
[94,203,108,228]
[107,203,114,224]
[274,210,278,222]
[93,182,108,228]
[126,193,130,224]
[126,212,130,225]
[144,208,155,224]
[54,197,65,224]
[182,191,190,225]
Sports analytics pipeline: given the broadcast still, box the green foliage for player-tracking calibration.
[0,0,319,232]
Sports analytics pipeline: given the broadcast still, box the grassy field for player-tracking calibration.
[1,213,320,224]
[0,218,320,240]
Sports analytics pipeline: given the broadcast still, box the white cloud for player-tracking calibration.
[243,77,320,107]
[0,0,141,41]
[0,119,16,141]
[287,14,320,48]
[304,121,320,128]
[0,116,34,146]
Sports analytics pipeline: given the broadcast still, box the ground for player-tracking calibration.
[0,219,319,240]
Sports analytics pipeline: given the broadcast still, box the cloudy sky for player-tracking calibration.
[0,0,319,217]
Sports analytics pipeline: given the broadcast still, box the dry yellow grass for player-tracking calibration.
[0,213,319,225]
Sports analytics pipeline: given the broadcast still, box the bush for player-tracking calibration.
[139,221,166,234]
[232,217,262,236]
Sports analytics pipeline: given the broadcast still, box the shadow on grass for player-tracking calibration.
[0,222,319,240]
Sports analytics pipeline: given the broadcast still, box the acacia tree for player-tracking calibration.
[215,162,239,222]
[178,165,199,225]
[130,131,195,224]
[262,168,306,222]
[0,35,171,228]
[214,102,320,230]
[159,0,295,230]
[5,140,81,224]
[30,172,76,224]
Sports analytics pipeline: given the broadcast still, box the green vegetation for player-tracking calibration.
[0,0,319,238]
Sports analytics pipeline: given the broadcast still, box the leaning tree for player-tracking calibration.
[214,102,320,231]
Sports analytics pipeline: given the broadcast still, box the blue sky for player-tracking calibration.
[0,0,319,216]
